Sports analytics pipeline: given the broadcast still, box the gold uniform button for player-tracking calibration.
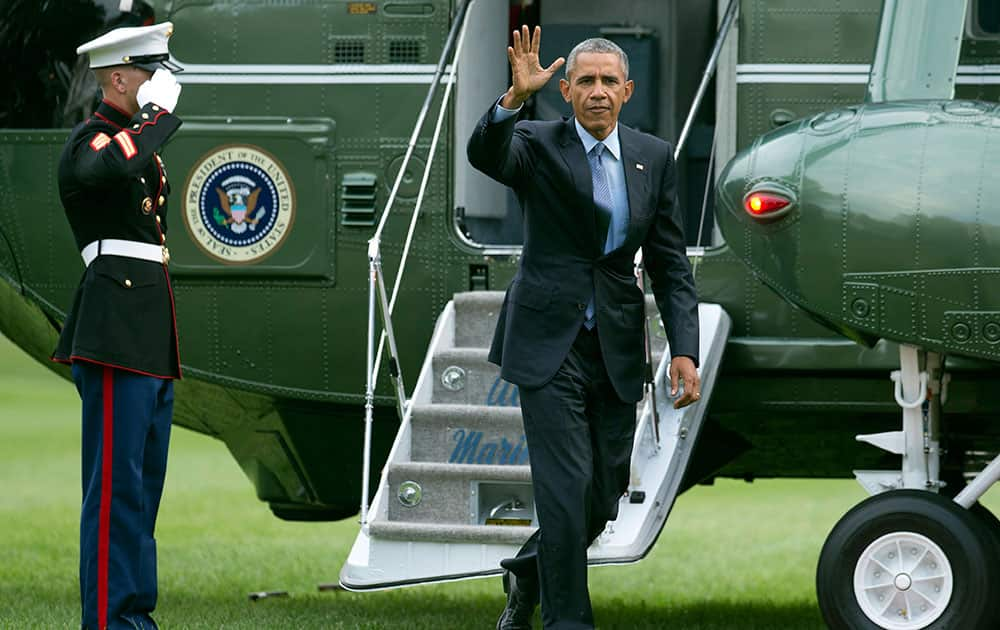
[156,215,162,224]
[141,113,149,120]
[139,176,145,184]
[161,234,166,244]
[152,105,160,112]
[124,279,133,288]
[141,197,153,214]
[133,124,140,129]
[158,195,165,207]
[161,176,166,184]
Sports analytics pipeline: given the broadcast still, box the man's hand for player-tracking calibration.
[669,356,701,409]
[137,69,182,113]
[502,25,565,109]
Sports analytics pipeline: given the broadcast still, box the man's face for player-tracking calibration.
[559,51,633,140]
[123,67,154,113]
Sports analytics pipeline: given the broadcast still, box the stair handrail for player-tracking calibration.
[675,0,739,162]
[361,0,476,527]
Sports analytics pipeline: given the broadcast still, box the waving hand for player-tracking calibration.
[502,25,565,109]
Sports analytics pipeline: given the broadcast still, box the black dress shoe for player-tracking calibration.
[496,569,539,630]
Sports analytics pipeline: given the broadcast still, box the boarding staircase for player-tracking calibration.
[340,292,731,589]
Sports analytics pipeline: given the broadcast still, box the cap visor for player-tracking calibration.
[134,58,184,73]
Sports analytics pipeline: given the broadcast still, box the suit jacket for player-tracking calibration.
[52,99,182,379]
[467,106,699,403]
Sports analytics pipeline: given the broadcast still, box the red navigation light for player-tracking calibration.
[745,192,791,217]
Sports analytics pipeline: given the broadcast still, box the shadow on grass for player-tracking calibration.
[147,588,825,630]
[2,573,823,629]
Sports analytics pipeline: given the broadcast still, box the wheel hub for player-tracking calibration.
[853,531,953,629]
[893,573,912,591]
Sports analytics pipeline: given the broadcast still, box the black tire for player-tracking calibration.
[968,502,1000,545]
[816,490,1000,630]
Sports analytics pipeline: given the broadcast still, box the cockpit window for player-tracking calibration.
[0,0,155,129]
[967,0,1000,39]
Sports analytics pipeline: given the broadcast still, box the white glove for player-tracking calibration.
[136,69,181,113]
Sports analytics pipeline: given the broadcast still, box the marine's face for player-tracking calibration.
[101,65,153,115]
[560,52,633,141]
[123,66,154,113]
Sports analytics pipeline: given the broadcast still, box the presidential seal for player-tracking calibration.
[183,145,295,264]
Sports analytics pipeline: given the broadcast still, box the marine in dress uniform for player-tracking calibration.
[51,22,183,630]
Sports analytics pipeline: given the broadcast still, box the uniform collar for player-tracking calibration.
[574,118,621,161]
[94,99,133,129]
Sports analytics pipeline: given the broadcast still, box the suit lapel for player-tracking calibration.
[619,125,649,249]
[557,118,602,255]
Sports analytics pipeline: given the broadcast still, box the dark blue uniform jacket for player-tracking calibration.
[53,99,182,379]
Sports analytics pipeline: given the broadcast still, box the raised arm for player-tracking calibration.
[467,25,564,186]
[502,25,565,110]
[72,70,182,185]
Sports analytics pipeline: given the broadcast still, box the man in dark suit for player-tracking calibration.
[51,21,183,630]
[467,27,702,630]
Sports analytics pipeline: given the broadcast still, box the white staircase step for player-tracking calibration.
[431,348,513,405]
[386,462,532,524]
[449,291,667,355]
[431,345,664,406]
[368,521,535,545]
[453,291,505,348]
[409,404,526,463]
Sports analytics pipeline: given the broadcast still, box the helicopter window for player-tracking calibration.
[0,0,154,129]
[967,0,1000,39]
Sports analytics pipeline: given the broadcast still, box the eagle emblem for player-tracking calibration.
[214,176,266,234]
[187,145,295,264]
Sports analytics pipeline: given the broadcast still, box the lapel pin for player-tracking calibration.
[636,163,644,171]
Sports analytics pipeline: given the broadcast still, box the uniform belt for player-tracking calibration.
[81,239,167,267]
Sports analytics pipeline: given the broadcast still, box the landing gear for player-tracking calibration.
[816,490,1000,630]
[820,345,1000,628]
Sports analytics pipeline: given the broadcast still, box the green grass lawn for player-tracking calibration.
[0,332,981,629]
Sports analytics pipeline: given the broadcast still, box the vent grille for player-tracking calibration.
[341,172,378,227]
[388,38,422,64]
[333,40,366,64]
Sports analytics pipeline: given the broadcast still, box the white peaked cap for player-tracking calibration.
[76,22,175,69]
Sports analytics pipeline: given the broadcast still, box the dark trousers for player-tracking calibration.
[73,362,173,630]
[502,327,636,629]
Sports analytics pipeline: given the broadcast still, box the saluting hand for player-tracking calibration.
[502,25,565,109]
[137,69,182,113]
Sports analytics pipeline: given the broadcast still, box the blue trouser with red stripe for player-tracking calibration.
[73,362,173,630]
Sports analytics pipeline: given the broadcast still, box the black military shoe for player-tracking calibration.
[496,569,539,630]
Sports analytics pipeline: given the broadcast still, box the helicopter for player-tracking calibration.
[3,1,1000,627]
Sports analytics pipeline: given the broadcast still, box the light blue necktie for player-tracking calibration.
[585,143,614,329]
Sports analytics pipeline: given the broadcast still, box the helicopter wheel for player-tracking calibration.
[816,490,1000,630]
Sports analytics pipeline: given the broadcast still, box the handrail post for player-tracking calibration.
[375,259,408,420]
[360,237,380,526]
